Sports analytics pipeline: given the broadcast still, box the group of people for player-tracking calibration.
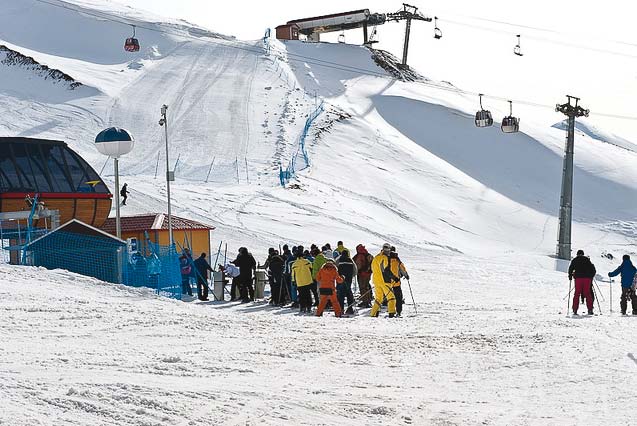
[179,241,411,317]
[259,241,410,317]
[568,249,637,316]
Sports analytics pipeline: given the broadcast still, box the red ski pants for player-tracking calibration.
[573,278,593,313]
[316,294,342,317]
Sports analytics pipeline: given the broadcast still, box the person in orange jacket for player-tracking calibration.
[315,261,344,317]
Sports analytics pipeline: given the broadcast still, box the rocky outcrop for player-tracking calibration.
[0,45,83,89]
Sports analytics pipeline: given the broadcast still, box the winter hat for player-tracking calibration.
[623,254,631,261]
[577,249,584,256]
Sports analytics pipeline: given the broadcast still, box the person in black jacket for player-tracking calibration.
[232,247,257,303]
[336,249,357,315]
[568,249,596,315]
[261,248,285,305]
[193,253,213,301]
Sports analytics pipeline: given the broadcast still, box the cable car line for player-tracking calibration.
[27,0,637,122]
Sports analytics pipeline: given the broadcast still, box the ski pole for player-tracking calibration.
[566,279,572,317]
[593,279,605,302]
[610,278,613,313]
[591,282,602,315]
[406,278,417,314]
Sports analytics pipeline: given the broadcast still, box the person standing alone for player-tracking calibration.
[120,183,130,205]
[608,254,637,315]
[568,249,596,315]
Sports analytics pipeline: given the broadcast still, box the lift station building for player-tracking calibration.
[276,9,386,43]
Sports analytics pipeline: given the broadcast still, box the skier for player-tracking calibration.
[232,247,256,303]
[303,249,319,306]
[388,247,409,317]
[261,248,285,305]
[333,241,349,259]
[315,260,344,317]
[370,243,397,318]
[285,246,299,307]
[608,254,637,315]
[193,252,213,301]
[179,248,193,297]
[353,244,374,308]
[568,249,596,315]
[291,246,314,313]
[120,183,130,205]
[336,249,357,315]
[219,262,240,301]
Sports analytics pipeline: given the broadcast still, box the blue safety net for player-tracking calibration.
[280,102,324,186]
[21,231,182,299]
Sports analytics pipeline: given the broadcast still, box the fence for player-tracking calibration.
[280,101,325,186]
[22,231,182,299]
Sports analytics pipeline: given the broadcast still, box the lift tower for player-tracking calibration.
[555,95,589,260]
[386,3,432,67]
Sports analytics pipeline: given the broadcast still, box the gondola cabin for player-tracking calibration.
[124,37,140,52]
[0,137,112,228]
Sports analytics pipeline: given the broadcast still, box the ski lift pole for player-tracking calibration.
[154,151,160,179]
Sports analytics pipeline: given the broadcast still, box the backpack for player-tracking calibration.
[355,253,372,273]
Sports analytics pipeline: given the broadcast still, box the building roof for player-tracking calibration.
[287,9,368,24]
[0,137,110,194]
[101,214,214,234]
[27,219,126,247]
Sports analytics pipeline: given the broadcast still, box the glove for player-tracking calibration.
[608,272,612,277]
[404,273,410,280]
[568,275,572,281]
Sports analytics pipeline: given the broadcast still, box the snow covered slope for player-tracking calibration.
[2,0,634,259]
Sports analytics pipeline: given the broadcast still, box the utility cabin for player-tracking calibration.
[101,213,214,257]
[275,24,300,40]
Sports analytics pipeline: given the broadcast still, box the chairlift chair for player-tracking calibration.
[124,25,140,52]
[501,101,520,133]
[475,94,493,128]
[434,17,442,39]
[514,34,523,56]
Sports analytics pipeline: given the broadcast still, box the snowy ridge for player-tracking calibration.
[0,45,83,90]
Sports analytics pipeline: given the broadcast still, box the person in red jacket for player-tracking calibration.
[315,261,344,317]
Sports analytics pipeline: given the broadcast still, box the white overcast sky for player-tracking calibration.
[112,0,637,125]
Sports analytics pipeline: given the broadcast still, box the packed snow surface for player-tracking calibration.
[2,260,635,426]
[1,0,637,424]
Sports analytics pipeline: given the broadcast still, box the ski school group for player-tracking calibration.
[180,241,413,318]
[568,249,637,316]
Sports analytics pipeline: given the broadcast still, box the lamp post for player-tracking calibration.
[555,96,589,260]
[159,105,174,247]
[95,128,134,239]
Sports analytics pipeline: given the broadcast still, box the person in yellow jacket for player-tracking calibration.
[388,246,409,317]
[291,247,314,314]
[370,243,397,318]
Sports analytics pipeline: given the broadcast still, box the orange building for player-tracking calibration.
[101,213,214,256]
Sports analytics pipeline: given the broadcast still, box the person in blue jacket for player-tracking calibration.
[608,254,637,315]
